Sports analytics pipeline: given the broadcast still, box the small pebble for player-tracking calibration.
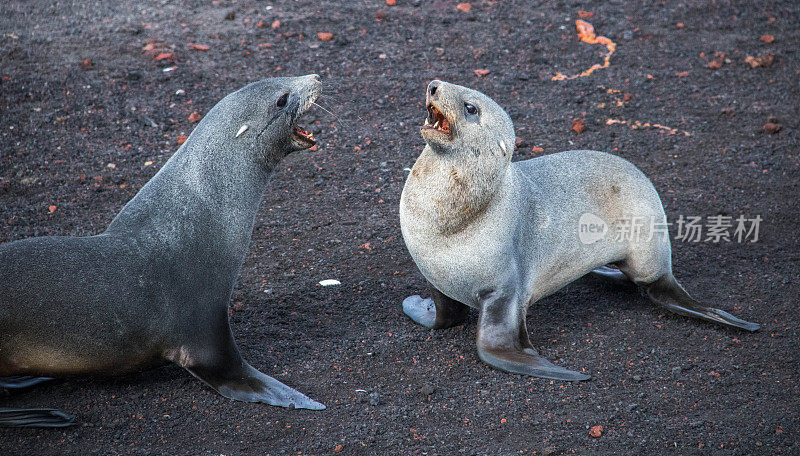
[368,392,382,406]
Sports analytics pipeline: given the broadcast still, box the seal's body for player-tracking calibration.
[1,75,325,427]
[400,80,758,381]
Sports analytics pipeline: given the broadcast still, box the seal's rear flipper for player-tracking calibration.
[403,284,471,329]
[589,264,633,286]
[403,295,436,328]
[0,408,75,428]
[476,292,590,381]
[186,362,325,411]
[0,376,54,390]
[644,274,760,332]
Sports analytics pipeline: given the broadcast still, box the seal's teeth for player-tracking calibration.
[236,125,248,138]
[433,121,439,129]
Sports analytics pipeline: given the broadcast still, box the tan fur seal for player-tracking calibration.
[0,75,325,427]
[399,80,759,381]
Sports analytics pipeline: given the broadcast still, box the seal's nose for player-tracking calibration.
[428,80,440,97]
[307,74,320,81]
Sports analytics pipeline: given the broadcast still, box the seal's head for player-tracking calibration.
[193,74,322,164]
[421,80,515,159]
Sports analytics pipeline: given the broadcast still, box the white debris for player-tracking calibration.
[236,124,249,137]
[319,279,341,287]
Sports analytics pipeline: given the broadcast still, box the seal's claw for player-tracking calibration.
[402,295,437,328]
[477,347,591,382]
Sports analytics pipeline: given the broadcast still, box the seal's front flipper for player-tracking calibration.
[644,274,760,332]
[0,408,75,428]
[174,321,325,411]
[403,284,470,329]
[476,292,590,381]
[478,346,590,381]
[186,361,325,410]
[0,376,54,390]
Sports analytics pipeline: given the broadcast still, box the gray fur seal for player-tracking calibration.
[399,80,759,381]
[0,75,325,427]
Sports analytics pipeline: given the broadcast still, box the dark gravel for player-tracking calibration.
[1,0,798,454]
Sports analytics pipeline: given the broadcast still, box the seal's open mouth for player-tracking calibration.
[422,104,452,137]
[290,89,319,150]
[292,125,315,147]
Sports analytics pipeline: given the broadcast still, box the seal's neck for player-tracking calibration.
[106,136,276,261]
[405,144,509,236]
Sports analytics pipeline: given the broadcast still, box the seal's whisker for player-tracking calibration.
[311,101,339,120]
[312,101,368,128]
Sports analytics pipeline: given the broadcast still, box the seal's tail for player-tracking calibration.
[643,273,760,332]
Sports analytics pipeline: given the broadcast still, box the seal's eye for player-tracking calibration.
[276,93,289,108]
[464,103,478,116]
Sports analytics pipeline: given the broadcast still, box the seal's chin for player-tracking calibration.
[421,104,452,141]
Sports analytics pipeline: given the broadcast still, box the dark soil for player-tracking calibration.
[1,0,798,454]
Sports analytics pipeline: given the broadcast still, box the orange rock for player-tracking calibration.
[456,3,471,12]
[745,53,774,68]
[386,0,396,5]
[318,32,334,41]
[707,58,723,70]
[334,445,343,453]
[271,20,281,28]
[177,135,189,145]
[473,69,490,77]
[189,43,209,50]
[531,146,544,153]
[676,71,689,77]
[760,34,774,43]
[676,22,684,28]
[578,10,594,18]
[553,20,616,81]
[48,205,57,213]
[590,425,603,438]
[81,59,92,68]
[188,112,202,123]
[154,53,173,61]
[763,122,782,134]
[571,118,586,133]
